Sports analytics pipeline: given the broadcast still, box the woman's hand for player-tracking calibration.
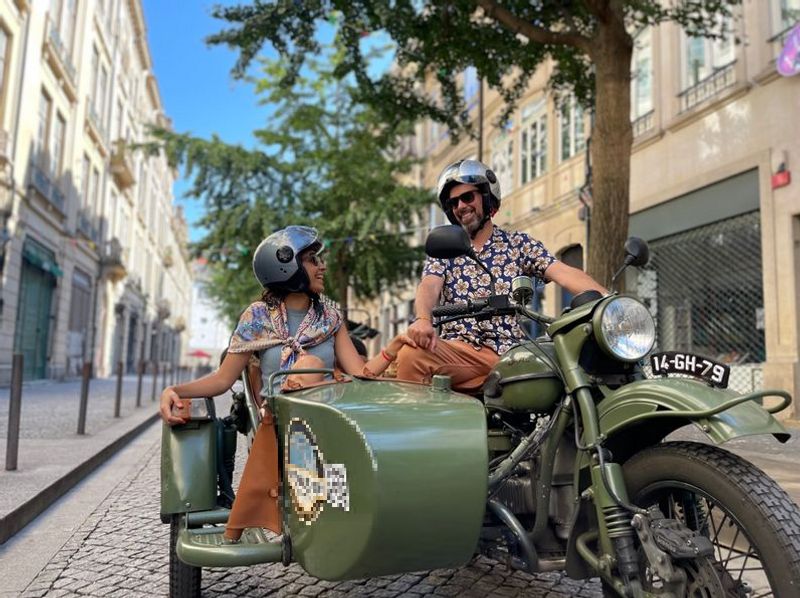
[386,333,418,358]
[160,387,186,425]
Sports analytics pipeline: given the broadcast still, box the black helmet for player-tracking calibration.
[252,226,322,294]
[436,158,501,226]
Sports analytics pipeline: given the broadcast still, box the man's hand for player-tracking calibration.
[407,317,437,352]
[159,387,187,426]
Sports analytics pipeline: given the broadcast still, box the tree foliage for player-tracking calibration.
[207,0,741,286]
[153,52,432,323]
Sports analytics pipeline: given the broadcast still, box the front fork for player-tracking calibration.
[572,386,645,597]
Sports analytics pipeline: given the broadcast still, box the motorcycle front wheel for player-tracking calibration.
[603,441,800,597]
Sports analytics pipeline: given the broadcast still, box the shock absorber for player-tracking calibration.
[604,504,640,582]
[592,449,644,592]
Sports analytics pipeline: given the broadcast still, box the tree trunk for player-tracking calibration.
[588,8,634,291]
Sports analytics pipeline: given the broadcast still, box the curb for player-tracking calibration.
[0,412,160,545]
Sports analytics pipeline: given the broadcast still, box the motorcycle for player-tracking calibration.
[161,224,800,597]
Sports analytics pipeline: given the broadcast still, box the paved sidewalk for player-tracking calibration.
[0,373,166,544]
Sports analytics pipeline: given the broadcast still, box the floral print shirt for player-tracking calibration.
[423,225,556,355]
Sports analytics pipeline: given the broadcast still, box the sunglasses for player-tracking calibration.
[303,252,326,267]
[445,190,479,211]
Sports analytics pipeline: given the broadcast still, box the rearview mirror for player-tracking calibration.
[624,237,650,267]
[425,225,471,260]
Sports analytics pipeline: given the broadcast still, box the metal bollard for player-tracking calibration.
[151,361,159,402]
[114,361,123,417]
[5,354,24,471]
[136,360,144,408]
[77,361,92,435]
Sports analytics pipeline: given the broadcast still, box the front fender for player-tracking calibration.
[565,378,790,580]
[597,378,790,447]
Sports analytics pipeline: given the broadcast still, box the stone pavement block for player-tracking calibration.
[386,580,413,592]
[432,587,463,597]
[406,583,436,595]
[298,585,331,597]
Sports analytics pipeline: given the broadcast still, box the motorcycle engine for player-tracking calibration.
[495,460,537,514]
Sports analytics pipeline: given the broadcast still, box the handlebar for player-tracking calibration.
[430,295,554,327]
[431,299,487,318]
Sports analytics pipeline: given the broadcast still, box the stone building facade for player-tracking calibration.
[0,0,192,383]
[364,1,800,417]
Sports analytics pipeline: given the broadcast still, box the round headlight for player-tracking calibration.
[594,297,655,362]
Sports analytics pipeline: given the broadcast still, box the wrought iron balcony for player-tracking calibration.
[162,245,174,268]
[101,237,127,282]
[110,140,136,189]
[77,207,100,243]
[632,110,655,138]
[678,61,737,113]
[156,298,172,321]
[43,18,77,102]
[85,99,108,152]
[29,162,66,216]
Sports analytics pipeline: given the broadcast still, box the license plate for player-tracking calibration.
[649,351,730,389]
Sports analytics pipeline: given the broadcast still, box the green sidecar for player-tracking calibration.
[161,370,489,592]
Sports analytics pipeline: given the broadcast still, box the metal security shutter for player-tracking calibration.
[635,211,765,393]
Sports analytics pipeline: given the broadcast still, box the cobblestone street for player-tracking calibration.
[18,434,604,598]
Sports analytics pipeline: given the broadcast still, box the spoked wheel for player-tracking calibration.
[602,441,800,597]
[169,515,201,598]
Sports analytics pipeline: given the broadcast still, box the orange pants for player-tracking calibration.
[396,339,499,393]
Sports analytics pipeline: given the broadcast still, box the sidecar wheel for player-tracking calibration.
[602,441,800,597]
[169,515,201,598]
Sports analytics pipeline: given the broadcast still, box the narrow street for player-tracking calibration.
[2,420,798,598]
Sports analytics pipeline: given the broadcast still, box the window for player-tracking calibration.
[520,98,547,184]
[49,0,78,54]
[559,95,586,162]
[52,113,66,176]
[90,47,99,107]
[91,167,100,215]
[559,245,583,310]
[631,28,653,120]
[98,65,108,126]
[115,100,124,140]
[772,0,800,34]
[37,91,52,168]
[490,128,514,197]
[463,66,479,109]
[81,154,90,206]
[0,27,11,123]
[682,17,735,88]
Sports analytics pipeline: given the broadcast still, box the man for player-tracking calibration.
[396,158,606,393]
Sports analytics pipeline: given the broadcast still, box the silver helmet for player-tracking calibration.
[436,158,501,226]
[252,226,322,293]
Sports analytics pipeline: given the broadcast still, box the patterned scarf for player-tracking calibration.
[228,296,342,369]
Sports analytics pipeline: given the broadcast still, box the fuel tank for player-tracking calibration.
[273,377,488,580]
[483,342,564,412]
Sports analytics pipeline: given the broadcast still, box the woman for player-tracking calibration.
[159,225,415,541]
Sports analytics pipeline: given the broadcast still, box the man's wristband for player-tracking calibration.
[414,315,431,322]
[381,349,396,362]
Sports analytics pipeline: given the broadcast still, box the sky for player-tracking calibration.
[139,3,394,245]
[140,1,271,242]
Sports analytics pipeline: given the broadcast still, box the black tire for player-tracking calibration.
[170,515,201,598]
[602,441,800,597]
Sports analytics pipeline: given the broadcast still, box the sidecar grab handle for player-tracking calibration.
[266,368,338,396]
